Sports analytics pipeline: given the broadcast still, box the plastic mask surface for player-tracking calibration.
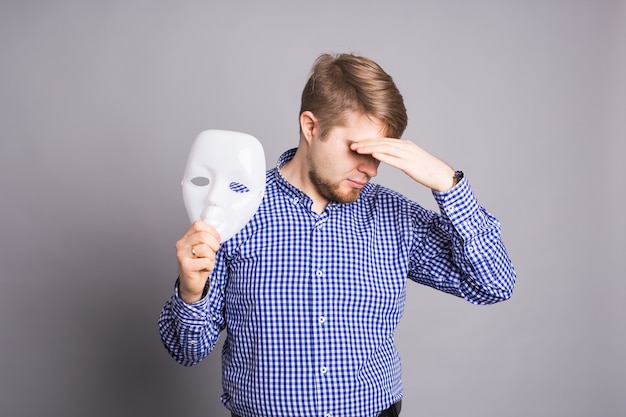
[182,130,266,242]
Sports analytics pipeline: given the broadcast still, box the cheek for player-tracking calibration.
[310,140,353,176]
[320,154,347,178]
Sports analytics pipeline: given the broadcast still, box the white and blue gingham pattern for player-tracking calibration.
[159,149,515,417]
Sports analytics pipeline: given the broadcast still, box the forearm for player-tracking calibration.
[158,281,223,366]
[450,208,516,304]
[414,177,516,304]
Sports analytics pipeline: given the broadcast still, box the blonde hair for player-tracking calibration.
[300,53,408,139]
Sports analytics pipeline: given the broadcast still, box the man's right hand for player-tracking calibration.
[175,221,221,304]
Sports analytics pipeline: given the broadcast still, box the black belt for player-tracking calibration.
[231,400,401,417]
[378,400,402,417]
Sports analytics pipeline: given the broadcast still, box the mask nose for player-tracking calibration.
[200,177,230,223]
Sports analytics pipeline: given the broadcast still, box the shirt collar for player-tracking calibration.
[272,148,312,206]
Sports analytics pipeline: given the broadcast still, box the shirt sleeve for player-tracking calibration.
[157,252,227,366]
[408,176,516,304]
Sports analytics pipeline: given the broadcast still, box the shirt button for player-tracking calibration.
[292,197,299,204]
[319,316,326,324]
[325,414,332,417]
[316,270,323,277]
[467,246,474,253]
[448,205,457,213]
[321,366,328,374]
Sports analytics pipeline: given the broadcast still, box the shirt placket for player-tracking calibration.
[310,209,334,417]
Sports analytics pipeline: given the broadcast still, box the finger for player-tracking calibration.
[188,242,216,259]
[368,151,407,172]
[178,238,220,263]
[178,243,217,269]
[189,231,221,251]
[178,256,216,280]
[352,140,412,168]
[176,231,221,263]
[181,220,221,240]
[180,254,215,274]
[351,138,408,156]
[179,223,221,247]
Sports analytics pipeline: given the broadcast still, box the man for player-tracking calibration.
[159,53,516,417]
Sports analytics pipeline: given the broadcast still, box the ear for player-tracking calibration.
[299,111,318,144]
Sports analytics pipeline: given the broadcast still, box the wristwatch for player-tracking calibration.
[453,170,464,186]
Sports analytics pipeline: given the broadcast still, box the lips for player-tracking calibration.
[201,205,225,228]
[347,179,367,189]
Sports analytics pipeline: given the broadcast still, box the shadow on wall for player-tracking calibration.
[1,220,226,417]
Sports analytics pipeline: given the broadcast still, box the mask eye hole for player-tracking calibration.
[191,177,210,186]
[229,182,250,193]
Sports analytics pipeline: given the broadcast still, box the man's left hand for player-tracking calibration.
[351,138,456,192]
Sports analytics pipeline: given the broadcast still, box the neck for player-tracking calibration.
[280,149,328,214]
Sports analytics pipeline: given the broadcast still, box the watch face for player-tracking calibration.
[453,170,464,185]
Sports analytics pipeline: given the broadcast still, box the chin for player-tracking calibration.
[333,188,361,204]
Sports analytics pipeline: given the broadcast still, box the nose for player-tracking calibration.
[202,176,229,207]
[357,154,379,179]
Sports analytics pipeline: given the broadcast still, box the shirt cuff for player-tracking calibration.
[431,176,480,224]
[171,279,210,322]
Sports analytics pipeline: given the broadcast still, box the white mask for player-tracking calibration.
[182,130,266,242]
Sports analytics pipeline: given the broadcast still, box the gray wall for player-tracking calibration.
[1,1,624,416]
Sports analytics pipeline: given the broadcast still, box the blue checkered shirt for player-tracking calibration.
[159,149,515,417]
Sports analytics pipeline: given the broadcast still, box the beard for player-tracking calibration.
[308,165,361,204]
